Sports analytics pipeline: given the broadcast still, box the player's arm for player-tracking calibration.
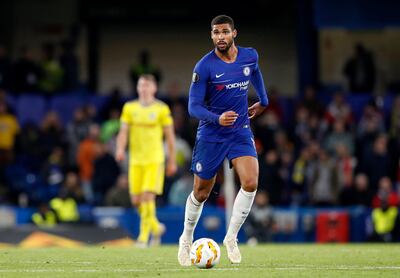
[188,63,238,126]
[163,125,177,177]
[188,64,220,124]
[249,50,269,119]
[115,122,129,162]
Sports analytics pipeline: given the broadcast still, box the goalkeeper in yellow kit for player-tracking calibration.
[115,74,177,247]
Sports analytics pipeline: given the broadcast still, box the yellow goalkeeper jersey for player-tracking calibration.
[120,100,173,165]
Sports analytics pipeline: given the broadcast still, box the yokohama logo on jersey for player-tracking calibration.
[216,80,249,91]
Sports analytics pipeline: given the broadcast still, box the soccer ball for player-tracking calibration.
[190,238,220,269]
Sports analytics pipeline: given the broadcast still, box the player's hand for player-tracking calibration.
[166,159,177,177]
[219,111,239,126]
[115,148,126,162]
[248,102,266,119]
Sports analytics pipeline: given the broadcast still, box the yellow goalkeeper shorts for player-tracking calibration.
[128,163,165,195]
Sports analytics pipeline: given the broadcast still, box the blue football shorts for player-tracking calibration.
[190,135,257,180]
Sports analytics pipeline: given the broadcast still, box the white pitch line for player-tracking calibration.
[7,261,95,264]
[273,266,400,270]
[0,268,239,273]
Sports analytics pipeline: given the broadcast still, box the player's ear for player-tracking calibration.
[233,29,237,38]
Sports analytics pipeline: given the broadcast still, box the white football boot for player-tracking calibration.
[177,236,192,266]
[223,237,241,264]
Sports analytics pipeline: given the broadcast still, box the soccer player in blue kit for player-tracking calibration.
[178,15,268,265]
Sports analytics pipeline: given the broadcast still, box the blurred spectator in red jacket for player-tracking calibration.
[324,91,353,126]
[372,177,399,208]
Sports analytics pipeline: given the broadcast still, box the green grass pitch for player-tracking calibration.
[0,244,399,277]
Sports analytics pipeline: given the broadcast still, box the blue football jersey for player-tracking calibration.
[188,46,268,142]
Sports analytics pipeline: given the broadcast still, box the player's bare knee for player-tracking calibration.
[241,178,258,192]
[193,190,209,203]
[141,191,156,202]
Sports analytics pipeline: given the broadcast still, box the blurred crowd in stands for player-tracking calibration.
[1,87,400,209]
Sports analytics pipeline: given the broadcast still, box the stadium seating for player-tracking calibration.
[10,91,397,129]
[4,164,54,204]
[5,94,17,112]
[50,95,86,126]
[16,95,47,127]
[89,95,110,112]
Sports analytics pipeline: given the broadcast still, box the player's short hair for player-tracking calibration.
[211,15,235,30]
[138,74,157,84]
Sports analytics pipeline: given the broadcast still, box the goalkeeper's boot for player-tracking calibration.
[149,223,166,247]
[135,240,148,248]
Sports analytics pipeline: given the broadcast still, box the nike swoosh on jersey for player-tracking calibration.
[216,73,225,78]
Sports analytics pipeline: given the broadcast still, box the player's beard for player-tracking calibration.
[216,39,233,53]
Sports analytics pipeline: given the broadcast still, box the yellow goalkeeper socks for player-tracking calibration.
[137,203,151,243]
[148,200,161,235]
[137,200,162,243]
